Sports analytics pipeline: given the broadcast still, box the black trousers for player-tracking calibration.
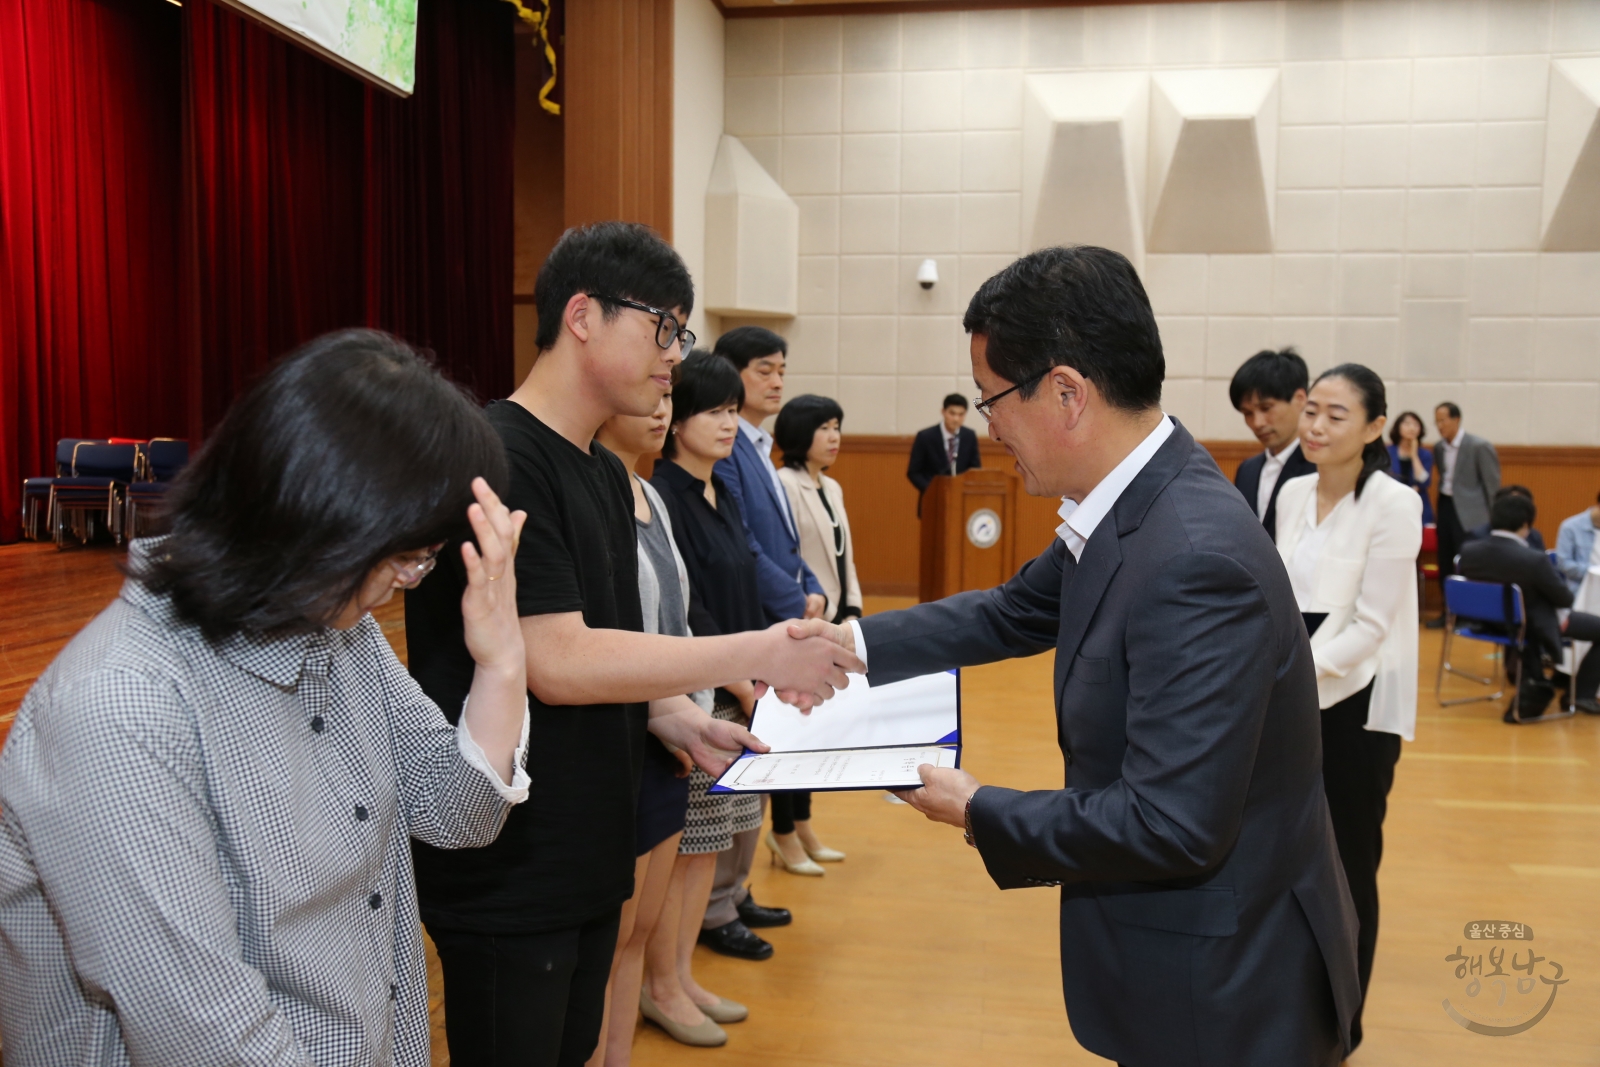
[429,909,622,1067]
[771,790,812,834]
[1436,494,1463,583]
[1522,610,1600,700]
[1320,681,1401,1051]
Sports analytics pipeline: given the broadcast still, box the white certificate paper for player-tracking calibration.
[721,746,958,791]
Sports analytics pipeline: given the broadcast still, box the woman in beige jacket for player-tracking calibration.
[764,395,861,875]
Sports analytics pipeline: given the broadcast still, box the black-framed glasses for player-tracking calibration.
[974,370,1047,419]
[594,294,695,352]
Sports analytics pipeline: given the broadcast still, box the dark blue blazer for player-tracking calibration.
[907,424,982,494]
[1233,442,1316,542]
[714,428,822,623]
[859,420,1359,1067]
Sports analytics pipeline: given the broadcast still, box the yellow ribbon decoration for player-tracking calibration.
[502,0,560,116]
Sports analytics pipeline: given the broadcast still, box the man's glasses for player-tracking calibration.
[391,543,443,588]
[594,294,696,352]
[974,370,1047,420]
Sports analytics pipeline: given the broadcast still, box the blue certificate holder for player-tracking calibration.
[709,669,960,794]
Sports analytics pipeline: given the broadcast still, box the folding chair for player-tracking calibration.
[1417,523,1440,609]
[1436,576,1574,722]
[124,439,189,538]
[20,439,106,541]
[49,443,138,547]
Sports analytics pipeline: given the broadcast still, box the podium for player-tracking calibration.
[919,469,1018,602]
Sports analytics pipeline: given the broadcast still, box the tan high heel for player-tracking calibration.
[801,840,846,863]
[765,830,824,876]
[640,990,727,1047]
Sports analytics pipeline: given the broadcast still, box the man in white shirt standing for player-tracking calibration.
[1228,348,1317,542]
[1431,402,1501,625]
[792,246,1359,1067]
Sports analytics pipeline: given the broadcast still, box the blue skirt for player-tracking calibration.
[635,734,689,856]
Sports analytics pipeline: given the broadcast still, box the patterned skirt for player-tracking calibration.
[679,692,764,855]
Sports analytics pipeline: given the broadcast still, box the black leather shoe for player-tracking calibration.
[736,893,792,928]
[1575,698,1600,715]
[698,920,773,960]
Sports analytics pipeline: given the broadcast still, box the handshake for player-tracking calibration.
[753,617,863,711]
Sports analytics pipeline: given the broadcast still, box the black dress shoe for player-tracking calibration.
[698,920,773,960]
[736,893,792,928]
[1576,697,1600,715]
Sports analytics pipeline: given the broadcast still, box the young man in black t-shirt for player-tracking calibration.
[406,222,862,1067]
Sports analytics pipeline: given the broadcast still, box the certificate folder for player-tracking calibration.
[709,669,960,794]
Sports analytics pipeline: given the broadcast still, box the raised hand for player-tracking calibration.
[460,477,528,681]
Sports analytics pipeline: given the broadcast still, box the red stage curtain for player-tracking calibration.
[0,0,184,543]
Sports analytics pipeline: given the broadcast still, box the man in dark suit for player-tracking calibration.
[1458,493,1600,718]
[1462,485,1546,552]
[792,247,1359,1065]
[1229,348,1316,541]
[907,394,982,514]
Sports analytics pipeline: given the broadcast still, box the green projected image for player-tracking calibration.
[226,0,418,95]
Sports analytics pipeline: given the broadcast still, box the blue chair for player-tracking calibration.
[124,439,189,538]
[1436,576,1574,722]
[49,443,138,547]
[20,439,106,540]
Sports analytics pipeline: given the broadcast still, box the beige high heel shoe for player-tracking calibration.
[801,839,846,863]
[765,830,824,876]
[640,990,727,1047]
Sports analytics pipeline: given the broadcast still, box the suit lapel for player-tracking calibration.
[741,432,796,540]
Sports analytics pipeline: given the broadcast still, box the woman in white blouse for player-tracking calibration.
[1273,363,1421,1054]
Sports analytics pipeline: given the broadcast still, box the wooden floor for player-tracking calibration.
[4,541,1600,1065]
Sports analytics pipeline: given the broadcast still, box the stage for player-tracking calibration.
[3,541,1599,1066]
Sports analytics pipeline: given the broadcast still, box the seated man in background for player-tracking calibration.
[1462,485,1546,551]
[1458,493,1600,718]
[907,393,981,514]
[1228,347,1315,541]
[1555,492,1600,594]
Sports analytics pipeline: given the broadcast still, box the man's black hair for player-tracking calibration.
[961,245,1163,412]
[775,394,845,469]
[130,330,508,640]
[1491,492,1537,532]
[661,351,744,460]
[712,325,787,371]
[942,393,968,410]
[1494,484,1534,503]
[1229,348,1309,411]
[533,221,695,351]
[1436,401,1462,420]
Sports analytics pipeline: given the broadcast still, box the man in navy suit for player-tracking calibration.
[1229,348,1317,542]
[791,248,1359,1066]
[907,394,982,514]
[699,325,822,959]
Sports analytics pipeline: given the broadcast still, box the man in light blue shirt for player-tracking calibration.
[1555,492,1600,594]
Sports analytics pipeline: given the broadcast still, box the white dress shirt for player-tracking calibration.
[1256,438,1301,519]
[739,417,798,538]
[850,415,1175,665]
[1439,427,1465,497]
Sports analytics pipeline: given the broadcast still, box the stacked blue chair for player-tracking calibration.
[49,443,138,547]
[1435,576,1575,722]
[124,439,189,538]
[20,439,106,541]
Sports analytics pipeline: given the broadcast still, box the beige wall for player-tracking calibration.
[716,2,1600,443]
[674,0,727,342]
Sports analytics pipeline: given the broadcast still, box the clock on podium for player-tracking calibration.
[919,470,1017,602]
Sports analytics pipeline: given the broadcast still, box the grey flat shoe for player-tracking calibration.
[640,990,727,1047]
[700,996,749,1024]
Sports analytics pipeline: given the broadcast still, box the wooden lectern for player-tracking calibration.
[919,469,1018,602]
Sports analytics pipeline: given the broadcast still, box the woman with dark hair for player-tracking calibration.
[764,394,858,875]
[0,330,530,1065]
[1272,362,1421,1053]
[641,351,764,1047]
[1387,410,1434,525]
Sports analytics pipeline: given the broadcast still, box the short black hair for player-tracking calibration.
[1494,484,1534,503]
[1229,348,1309,410]
[534,221,695,351]
[942,394,968,410]
[1436,401,1461,419]
[713,325,787,371]
[961,245,1163,412]
[1389,410,1427,446]
[1491,492,1536,532]
[775,394,845,469]
[130,330,508,640]
[661,351,744,460]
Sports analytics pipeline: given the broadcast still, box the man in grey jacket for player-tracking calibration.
[1431,403,1501,623]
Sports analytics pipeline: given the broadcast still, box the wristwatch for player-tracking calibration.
[963,790,979,849]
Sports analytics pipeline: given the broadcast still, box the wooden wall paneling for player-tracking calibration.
[562,0,674,236]
[512,25,567,385]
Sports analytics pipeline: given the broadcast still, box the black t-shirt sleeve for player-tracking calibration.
[505,444,586,618]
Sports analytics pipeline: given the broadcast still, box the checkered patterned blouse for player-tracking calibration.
[0,552,521,1065]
